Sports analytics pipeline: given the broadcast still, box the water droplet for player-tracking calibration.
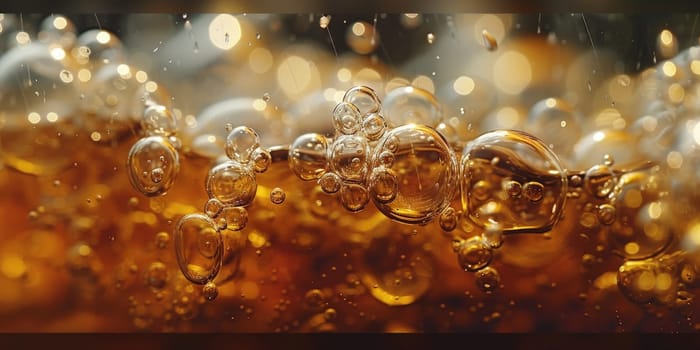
[439,207,458,232]
[597,204,616,225]
[206,161,257,207]
[225,126,260,163]
[371,125,458,224]
[174,213,222,285]
[202,281,218,301]
[362,112,387,140]
[481,30,498,51]
[584,164,615,199]
[318,172,342,194]
[270,187,286,204]
[332,101,362,135]
[457,236,493,272]
[127,136,180,197]
[369,169,398,204]
[343,86,381,115]
[330,135,370,183]
[522,182,545,202]
[142,104,177,136]
[251,148,272,173]
[221,206,248,231]
[461,130,567,234]
[145,262,168,289]
[204,198,224,218]
[382,86,442,127]
[475,266,500,292]
[289,133,328,181]
[339,183,369,212]
[426,32,435,44]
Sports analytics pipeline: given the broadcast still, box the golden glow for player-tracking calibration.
[648,202,663,219]
[661,61,677,77]
[493,51,531,95]
[53,16,68,30]
[666,151,683,169]
[209,14,241,50]
[352,22,366,36]
[545,98,557,108]
[354,68,381,84]
[46,112,58,123]
[252,99,267,111]
[693,121,700,146]
[655,273,672,291]
[249,47,273,74]
[145,81,158,93]
[1,255,26,279]
[96,30,111,44]
[337,68,352,82]
[323,88,337,101]
[624,242,641,256]
[117,64,131,78]
[495,107,519,128]
[16,31,30,44]
[453,76,475,96]
[593,131,605,142]
[411,75,435,94]
[27,112,41,125]
[277,55,312,98]
[78,69,92,82]
[135,70,148,83]
[659,29,673,46]
[623,189,643,209]
[688,222,700,246]
[691,60,700,75]
[50,47,66,60]
[248,231,267,248]
[668,83,684,104]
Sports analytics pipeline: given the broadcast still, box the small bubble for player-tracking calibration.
[332,102,362,135]
[145,262,168,289]
[426,32,435,44]
[475,266,500,293]
[262,92,271,101]
[53,179,61,187]
[339,183,369,212]
[304,289,325,310]
[270,187,286,204]
[362,113,387,140]
[203,281,219,301]
[522,182,545,202]
[457,236,493,272]
[481,30,498,51]
[318,172,342,194]
[369,169,398,204]
[127,136,180,197]
[222,206,248,231]
[439,207,458,232]
[472,180,491,201]
[204,198,225,218]
[150,168,164,183]
[206,161,257,207]
[504,180,522,198]
[597,204,616,225]
[225,123,233,132]
[155,232,170,249]
[324,308,337,321]
[603,153,615,166]
[378,151,395,167]
[289,133,329,181]
[342,86,381,115]
[225,126,260,163]
[256,33,261,40]
[252,148,272,173]
[584,164,615,199]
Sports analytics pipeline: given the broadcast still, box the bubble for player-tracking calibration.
[573,129,642,169]
[370,125,458,224]
[378,151,395,167]
[221,206,248,231]
[339,183,369,212]
[461,130,568,234]
[382,85,442,127]
[343,86,381,115]
[481,30,498,51]
[225,126,260,164]
[324,308,337,320]
[270,187,286,205]
[330,135,370,183]
[332,102,362,135]
[142,104,177,136]
[584,164,615,199]
[617,258,679,305]
[127,136,180,197]
[289,133,328,181]
[205,161,257,207]
[251,148,272,173]
[145,262,168,289]
[426,32,435,44]
[362,113,387,141]
[596,204,616,225]
[504,180,522,198]
[522,182,545,202]
[155,232,170,249]
[456,236,493,272]
[204,198,224,218]
[304,289,326,310]
[525,98,581,157]
[174,213,223,285]
[318,172,343,194]
[369,169,398,204]
[439,207,458,232]
[202,281,219,301]
[475,266,500,292]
